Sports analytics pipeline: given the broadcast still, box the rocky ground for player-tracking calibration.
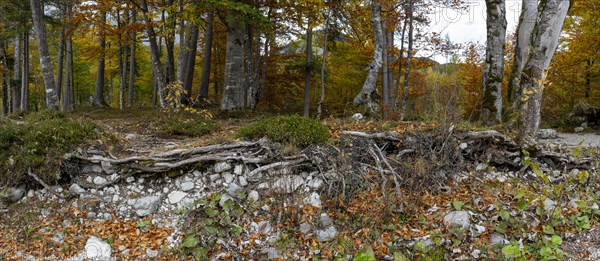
[0,120,598,260]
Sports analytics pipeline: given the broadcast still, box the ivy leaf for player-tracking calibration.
[543,225,555,235]
[181,234,198,248]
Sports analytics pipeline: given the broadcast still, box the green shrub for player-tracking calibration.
[153,113,214,137]
[237,115,330,147]
[0,111,99,186]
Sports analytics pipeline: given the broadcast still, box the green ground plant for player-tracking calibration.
[237,115,330,147]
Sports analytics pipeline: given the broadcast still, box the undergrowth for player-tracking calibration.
[153,112,214,137]
[0,111,99,187]
[237,115,329,147]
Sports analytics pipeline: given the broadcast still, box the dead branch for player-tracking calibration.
[245,157,308,181]
[27,168,67,199]
[340,131,401,142]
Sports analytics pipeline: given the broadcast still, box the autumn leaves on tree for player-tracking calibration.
[0,0,595,141]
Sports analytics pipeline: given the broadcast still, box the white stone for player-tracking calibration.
[299,222,312,234]
[459,142,468,150]
[238,176,248,187]
[168,191,188,204]
[247,190,260,202]
[126,177,135,183]
[101,161,115,174]
[180,182,195,192]
[471,225,486,237]
[304,192,322,208]
[491,233,505,246]
[319,213,333,227]
[93,176,108,186]
[214,162,232,173]
[352,113,364,121]
[146,248,159,258]
[209,174,220,182]
[85,236,112,259]
[234,165,244,175]
[443,211,471,229]
[315,226,338,242]
[125,133,137,140]
[222,172,235,183]
[134,196,161,217]
[543,198,557,212]
[227,183,243,198]
[69,184,86,195]
[307,178,324,190]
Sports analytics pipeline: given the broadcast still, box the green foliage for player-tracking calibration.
[237,115,329,147]
[178,193,245,259]
[153,113,214,137]
[0,111,99,186]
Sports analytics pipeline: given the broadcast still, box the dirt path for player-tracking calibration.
[541,132,600,147]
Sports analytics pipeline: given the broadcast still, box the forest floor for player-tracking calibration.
[0,109,598,260]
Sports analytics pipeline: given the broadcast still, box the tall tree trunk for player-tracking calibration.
[21,31,29,112]
[518,0,570,140]
[164,0,176,85]
[128,10,136,107]
[400,0,414,120]
[386,29,394,100]
[303,18,313,117]
[506,0,537,111]
[30,0,59,110]
[141,0,166,108]
[317,11,330,120]
[244,23,258,109]
[1,42,9,115]
[481,0,507,125]
[354,1,383,114]
[199,12,214,100]
[176,0,186,83]
[381,19,389,119]
[259,37,270,104]
[182,24,199,104]
[221,10,245,111]
[92,11,107,107]
[393,18,407,113]
[118,12,127,111]
[62,35,74,112]
[12,36,20,112]
[56,5,66,103]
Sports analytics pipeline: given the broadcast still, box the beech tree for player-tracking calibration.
[481,0,506,125]
[354,0,383,114]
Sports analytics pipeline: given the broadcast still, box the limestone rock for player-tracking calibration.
[214,162,232,173]
[227,183,243,198]
[247,190,260,203]
[168,191,187,204]
[180,182,195,192]
[315,226,338,242]
[85,236,112,259]
[134,196,161,217]
[272,175,304,194]
[443,211,471,229]
[93,176,108,186]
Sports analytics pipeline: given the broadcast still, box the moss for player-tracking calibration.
[152,113,214,137]
[0,111,99,187]
[237,115,330,147]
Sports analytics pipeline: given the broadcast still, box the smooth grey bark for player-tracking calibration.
[141,0,166,108]
[317,11,330,120]
[56,29,65,102]
[481,0,507,125]
[259,37,270,103]
[12,35,20,112]
[386,29,394,104]
[199,12,214,99]
[303,18,313,117]
[182,24,199,104]
[519,0,570,139]
[21,31,29,112]
[244,23,258,109]
[176,0,186,83]
[118,12,127,111]
[92,11,107,107]
[381,19,389,119]
[400,0,414,120]
[128,10,136,107]
[30,0,59,109]
[354,1,383,113]
[62,36,74,112]
[221,10,245,111]
[393,18,407,113]
[507,0,537,109]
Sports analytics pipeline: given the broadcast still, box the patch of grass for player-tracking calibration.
[0,111,99,187]
[153,113,214,137]
[237,115,330,147]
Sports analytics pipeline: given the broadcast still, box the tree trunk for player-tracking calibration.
[21,31,29,112]
[182,24,199,104]
[1,42,9,115]
[128,10,136,107]
[381,19,389,119]
[221,10,245,111]
[354,1,383,114]
[518,0,570,140]
[244,23,258,110]
[507,0,537,111]
[118,12,127,111]
[386,29,394,106]
[92,11,107,107]
[165,0,176,85]
[303,18,313,117]
[12,36,20,112]
[400,0,414,120]
[317,11,330,120]
[259,37,270,104]
[56,6,66,103]
[481,0,507,125]
[62,35,74,112]
[30,0,59,110]
[176,0,186,84]
[199,12,214,100]
[141,0,166,108]
[393,18,407,113]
